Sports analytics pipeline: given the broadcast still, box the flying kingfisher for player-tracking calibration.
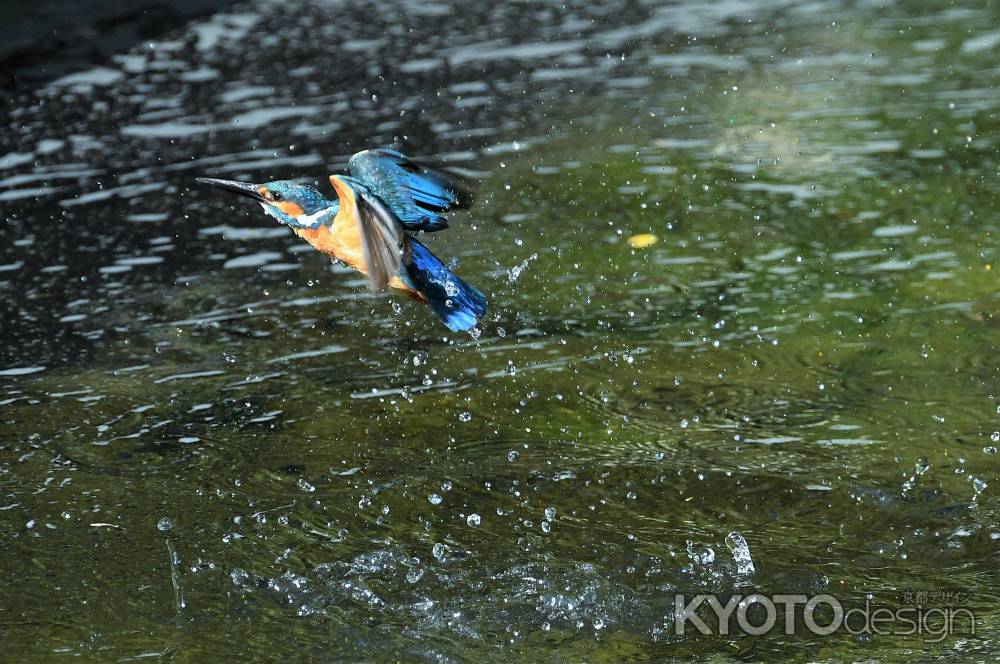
[196,149,487,332]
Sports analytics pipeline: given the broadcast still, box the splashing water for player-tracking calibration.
[1,0,999,661]
[725,531,756,576]
[506,253,539,284]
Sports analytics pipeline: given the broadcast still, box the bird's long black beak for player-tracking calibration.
[195,177,264,201]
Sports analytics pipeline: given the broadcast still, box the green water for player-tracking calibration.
[2,0,999,661]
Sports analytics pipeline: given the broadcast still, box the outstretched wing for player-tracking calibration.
[347,149,470,233]
[356,194,404,290]
[328,175,404,290]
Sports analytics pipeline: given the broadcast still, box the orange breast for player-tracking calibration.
[293,214,365,272]
[292,195,423,300]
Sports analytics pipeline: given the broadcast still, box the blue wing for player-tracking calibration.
[347,149,469,232]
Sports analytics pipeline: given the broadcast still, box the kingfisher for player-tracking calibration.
[196,149,487,332]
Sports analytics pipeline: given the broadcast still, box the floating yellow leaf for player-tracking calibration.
[627,233,658,249]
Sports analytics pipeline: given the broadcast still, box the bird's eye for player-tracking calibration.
[271,191,283,202]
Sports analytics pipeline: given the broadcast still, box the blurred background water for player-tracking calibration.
[1,0,999,660]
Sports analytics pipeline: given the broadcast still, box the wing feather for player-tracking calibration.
[356,193,404,290]
[348,149,470,232]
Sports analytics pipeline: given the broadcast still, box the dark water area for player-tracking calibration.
[1,0,999,661]
[1,0,236,90]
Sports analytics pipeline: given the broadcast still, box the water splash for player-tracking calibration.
[725,531,756,577]
[506,253,538,284]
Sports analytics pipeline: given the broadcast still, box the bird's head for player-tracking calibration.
[196,178,337,229]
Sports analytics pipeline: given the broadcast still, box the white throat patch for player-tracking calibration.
[259,202,280,220]
[295,205,335,228]
[259,202,334,229]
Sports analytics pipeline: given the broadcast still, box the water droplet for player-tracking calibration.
[725,531,756,575]
[157,517,173,532]
[686,540,715,565]
[458,411,472,422]
[544,507,556,520]
[467,513,481,527]
[428,493,442,505]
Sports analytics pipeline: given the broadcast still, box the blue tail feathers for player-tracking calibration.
[405,239,487,332]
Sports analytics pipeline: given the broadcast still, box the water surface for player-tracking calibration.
[2,0,999,660]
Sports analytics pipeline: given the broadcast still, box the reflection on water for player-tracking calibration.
[2,0,999,660]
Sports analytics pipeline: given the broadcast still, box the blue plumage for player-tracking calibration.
[375,149,460,210]
[263,181,335,214]
[348,149,469,232]
[404,239,487,332]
